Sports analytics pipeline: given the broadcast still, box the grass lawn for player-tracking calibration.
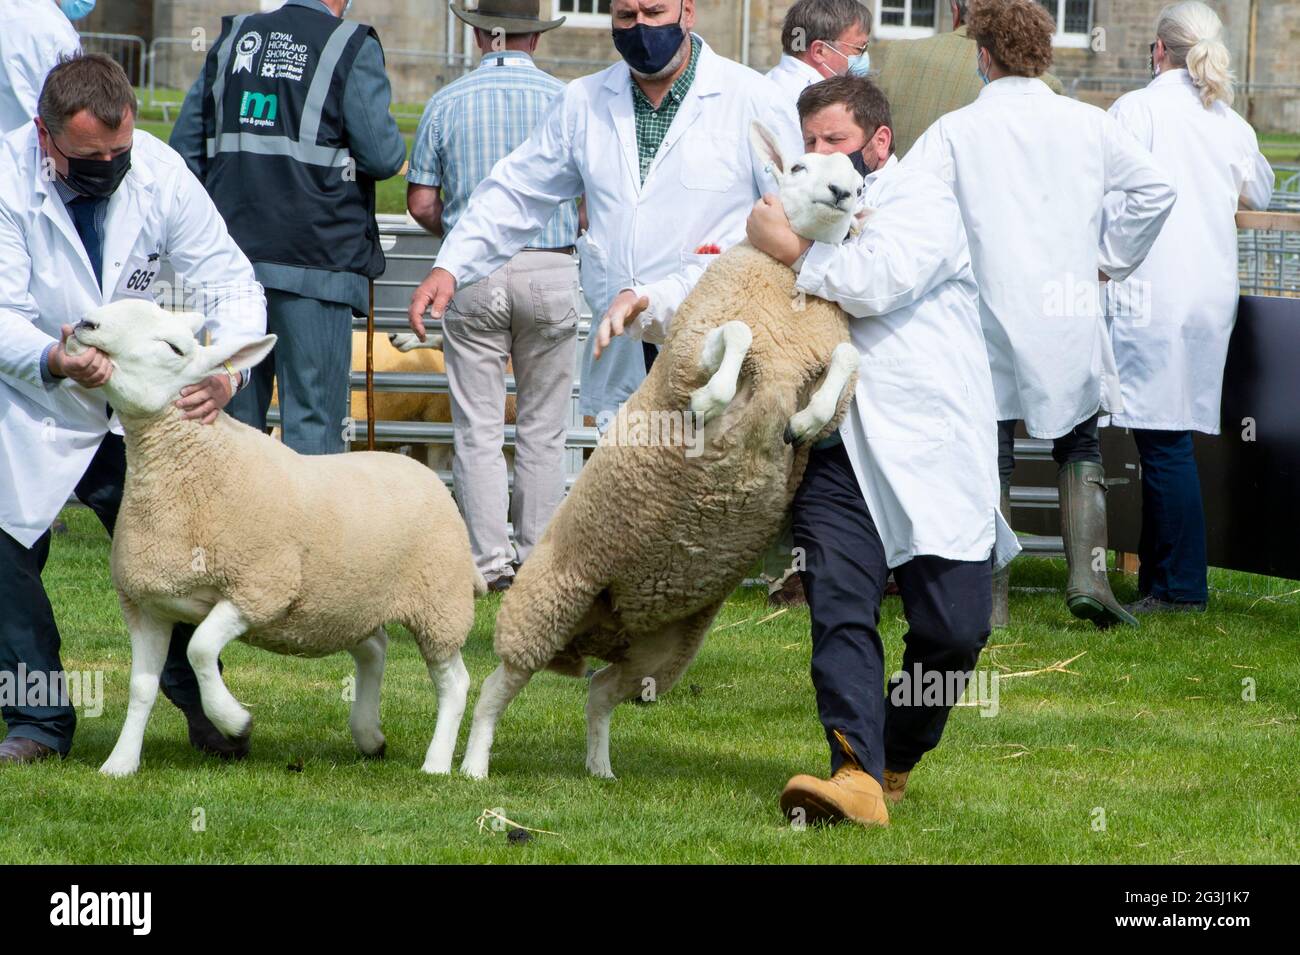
[1,505,1296,864]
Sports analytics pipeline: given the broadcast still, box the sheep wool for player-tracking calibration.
[466,240,854,779]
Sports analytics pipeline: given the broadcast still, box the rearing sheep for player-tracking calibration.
[68,300,482,777]
[461,123,865,780]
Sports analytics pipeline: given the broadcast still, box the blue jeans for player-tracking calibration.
[1133,429,1209,604]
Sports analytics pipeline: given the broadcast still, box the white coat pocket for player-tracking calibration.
[856,360,952,444]
[576,232,607,317]
[679,132,740,193]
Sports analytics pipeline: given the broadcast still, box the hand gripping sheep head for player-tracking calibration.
[65,299,276,418]
[76,299,482,779]
[749,121,869,245]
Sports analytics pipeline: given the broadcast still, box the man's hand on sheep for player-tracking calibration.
[408,267,457,343]
[175,374,234,426]
[48,324,114,387]
[747,195,813,268]
[593,290,650,360]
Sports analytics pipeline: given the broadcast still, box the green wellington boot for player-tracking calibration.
[1058,462,1139,629]
[991,482,1012,629]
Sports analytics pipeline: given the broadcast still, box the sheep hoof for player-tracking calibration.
[460,757,489,780]
[99,756,139,778]
[359,739,386,760]
[586,758,616,780]
[783,424,797,445]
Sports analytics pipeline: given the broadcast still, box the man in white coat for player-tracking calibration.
[406,0,801,425]
[0,0,83,135]
[1104,2,1274,615]
[746,76,1019,827]
[0,55,267,764]
[765,0,872,102]
[905,0,1176,631]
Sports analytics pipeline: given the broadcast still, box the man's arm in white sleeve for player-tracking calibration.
[629,85,802,343]
[796,173,966,318]
[433,92,583,288]
[161,157,267,344]
[1098,115,1177,282]
[0,205,56,388]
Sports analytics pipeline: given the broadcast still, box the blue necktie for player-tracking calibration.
[67,195,105,290]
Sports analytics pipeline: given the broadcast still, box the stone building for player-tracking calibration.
[80,1,1298,130]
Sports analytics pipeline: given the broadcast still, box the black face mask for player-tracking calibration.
[612,7,687,77]
[50,135,132,199]
[849,149,873,178]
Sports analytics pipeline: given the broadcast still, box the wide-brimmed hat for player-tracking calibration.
[449,0,566,35]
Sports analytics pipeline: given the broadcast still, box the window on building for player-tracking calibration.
[1038,0,1094,48]
[875,0,938,40]
[555,0,612,28]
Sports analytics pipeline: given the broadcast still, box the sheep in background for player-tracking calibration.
[460,122,864,780]
[69,300,483,777]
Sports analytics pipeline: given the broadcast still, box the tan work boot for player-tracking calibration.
[781,765,890,827]
[882,768,910,805]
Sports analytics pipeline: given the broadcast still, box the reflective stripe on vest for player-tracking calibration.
[205,16,361,169]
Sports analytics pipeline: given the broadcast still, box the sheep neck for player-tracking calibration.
[118,403,230,497]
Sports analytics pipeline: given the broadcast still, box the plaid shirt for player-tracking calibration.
[876,27,1064,158]
[408,51,578,248]
[631,36,701,185]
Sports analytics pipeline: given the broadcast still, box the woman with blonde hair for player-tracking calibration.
[1103,1,1274,616]
[904,0,1177,631]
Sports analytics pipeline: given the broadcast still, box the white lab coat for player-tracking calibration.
[0,0,80,135]
[1103,69,1274,435]
[431,36,802,420]
[765,54,824,105]
[905,77,1177,439]
[0,125,267,547]
[796,155,1019,570]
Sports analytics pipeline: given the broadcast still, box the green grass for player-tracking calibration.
[1,506,1296,863]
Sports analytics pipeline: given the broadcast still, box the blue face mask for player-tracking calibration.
[828,41,871,78]
[612,7,687,77]
[976,49,991,85]
[59,0,96,19]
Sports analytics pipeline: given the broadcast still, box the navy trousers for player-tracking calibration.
[1133,429,1209,604]
[225,289,353,455]
[0,435,203,754]
[997,414,1101,484]
[791,441,992,783]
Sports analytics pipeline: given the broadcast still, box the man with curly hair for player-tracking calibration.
[905,0,1177,631]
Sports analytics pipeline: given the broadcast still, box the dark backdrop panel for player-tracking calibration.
[1104,295,1300,581]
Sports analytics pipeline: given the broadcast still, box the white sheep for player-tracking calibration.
[67,300,483,777]
[459,123,864,780]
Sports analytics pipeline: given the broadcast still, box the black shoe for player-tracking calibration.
[160,684,250,761]
[487,576,514,594]
[0,737,59,765]
[1124,595,1207,616]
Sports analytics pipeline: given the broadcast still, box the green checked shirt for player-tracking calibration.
[631,36,701,185]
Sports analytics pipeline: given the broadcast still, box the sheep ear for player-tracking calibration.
[203,334,277,375]
[749,120,788,181]
[178,312,208,337]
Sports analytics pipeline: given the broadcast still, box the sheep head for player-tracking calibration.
[66,299,276,418]
[750,120,869,246]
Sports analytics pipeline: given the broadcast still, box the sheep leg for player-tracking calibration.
[689,320,752,425]
[187,600,253,740]
[348,627,388,758]
[585,603,720,779]
[784,342,860,445]
[100,603,172,777]
[422,651,470,775]
[460,662,534,779]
